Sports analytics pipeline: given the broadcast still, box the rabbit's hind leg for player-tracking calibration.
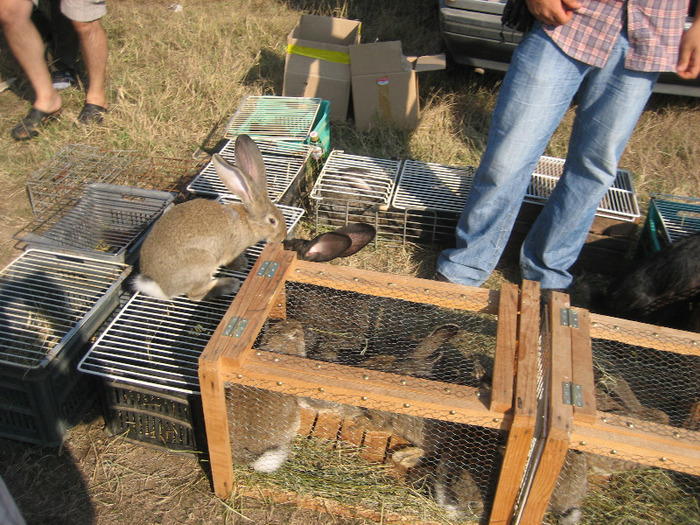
[187,277,240,301]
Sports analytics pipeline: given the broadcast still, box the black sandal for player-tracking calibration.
[10,107,62,140]
[77,103,107,124]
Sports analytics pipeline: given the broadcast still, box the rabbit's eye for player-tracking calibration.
[269,217,278,226]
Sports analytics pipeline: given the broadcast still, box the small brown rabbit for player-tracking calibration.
[227,318,306,473]
[134,134,287,301]
[548,450,588,525]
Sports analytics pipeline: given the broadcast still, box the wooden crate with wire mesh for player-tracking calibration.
[198,244,700,524]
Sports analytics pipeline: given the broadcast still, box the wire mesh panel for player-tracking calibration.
[524,156,641,222]
[25,144,201,218]
[0,249,131,369]
[223,96,322,141]
[77,204,305,394]
[186,138,312,202]
[199,242,531,523]
[391,160,476,213]
[15,184,177,262]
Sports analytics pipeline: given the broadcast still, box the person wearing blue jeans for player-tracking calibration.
[436,0,700,296]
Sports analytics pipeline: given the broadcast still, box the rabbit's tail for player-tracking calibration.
[132,274,170,300]
[251,447,290,473]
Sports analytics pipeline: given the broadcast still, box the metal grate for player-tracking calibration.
[77,204,305,394]
[650,193,700,243]
[186,138,312,201]
[310,150,401,207]
[391,160,476,212]
[223,95,322,141]
[0,250,130,369]
[25,144,199,218]
[15,184,177,262]
[392,156,640,222]
[525,156,640,221]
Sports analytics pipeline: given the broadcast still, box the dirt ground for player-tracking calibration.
[0,404,375,525]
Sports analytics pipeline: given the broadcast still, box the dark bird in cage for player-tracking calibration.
[283,223,376,262]
[602,232,700,331]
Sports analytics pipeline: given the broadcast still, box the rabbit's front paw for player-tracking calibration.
[213,277,241,297]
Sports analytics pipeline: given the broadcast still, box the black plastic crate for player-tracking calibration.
[0,250,131,446]
[99,381,207,455]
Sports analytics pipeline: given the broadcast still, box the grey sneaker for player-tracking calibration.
[51,70,77,90]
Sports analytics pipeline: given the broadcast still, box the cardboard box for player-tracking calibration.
[349,41,445,131]
[282,14,361,121]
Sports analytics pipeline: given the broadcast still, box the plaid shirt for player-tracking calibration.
[543,0,689,72]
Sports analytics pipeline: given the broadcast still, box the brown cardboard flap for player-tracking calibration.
[409,53,447,72]
[290,14,361,47]
[349,41,405,75]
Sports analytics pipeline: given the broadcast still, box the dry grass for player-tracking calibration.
[0,0,699,524]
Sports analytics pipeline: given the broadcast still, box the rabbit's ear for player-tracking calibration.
[332,223,376,257]
[234,134,269,197]
[212,153,255,203]
[284,232,352,262]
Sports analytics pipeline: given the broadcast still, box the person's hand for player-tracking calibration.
[677,18,700,79]
[526,0,583,26]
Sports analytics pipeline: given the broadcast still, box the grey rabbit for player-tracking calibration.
[227,318,305,473]
[134,134,287,301]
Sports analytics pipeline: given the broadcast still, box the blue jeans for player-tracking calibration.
[437,23,658,289]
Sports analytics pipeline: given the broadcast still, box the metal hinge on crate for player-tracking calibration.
[223,317,248,337]
[562,382,584,407]
[257,260,280,278]
[559,308,579,328]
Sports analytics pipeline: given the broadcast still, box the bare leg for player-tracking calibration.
[0,0,61,113]
[72,19,107,108]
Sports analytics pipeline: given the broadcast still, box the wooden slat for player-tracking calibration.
[571,412,700,475]
[225,351,508,430]
[490,282,519,413]
[289,260,500,314]
[589,313,700,356]
[515,280,541,428]
[570,308,596,423]
[299,406,317,435]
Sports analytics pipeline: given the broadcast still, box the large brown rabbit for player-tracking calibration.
[133,134,287,301]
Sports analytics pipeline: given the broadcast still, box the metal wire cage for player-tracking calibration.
[15,183,177,262]
[24,144,201,218]
[186,138,312,202]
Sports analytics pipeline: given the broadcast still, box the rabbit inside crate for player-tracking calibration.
[222,279,506,521]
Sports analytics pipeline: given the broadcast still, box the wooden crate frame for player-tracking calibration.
[199,243,700,524]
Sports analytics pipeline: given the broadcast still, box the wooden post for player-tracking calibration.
[517,291,573,525]
[198,242,296,498]
[489,280,540,525]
